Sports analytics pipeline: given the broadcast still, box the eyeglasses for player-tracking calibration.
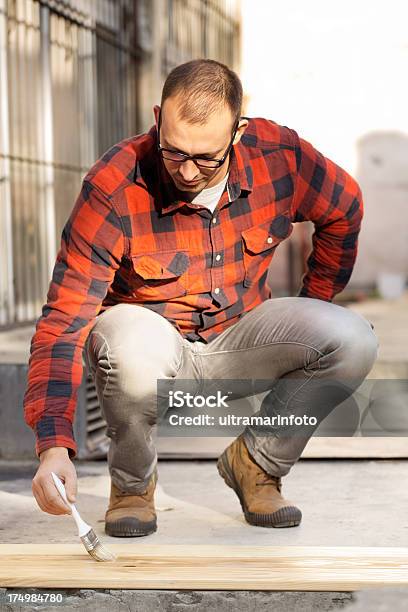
[157,110,240,169]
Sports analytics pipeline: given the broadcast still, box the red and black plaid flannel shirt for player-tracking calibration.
[24,117,363,458]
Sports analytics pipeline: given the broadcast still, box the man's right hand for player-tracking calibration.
[32,447,77,515]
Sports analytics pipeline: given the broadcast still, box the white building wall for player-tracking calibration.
[241,0,408,291]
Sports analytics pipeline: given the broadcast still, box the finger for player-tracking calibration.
[41,478,72,514]
[33,482,64,515]
[35,494,61,515]
[35,485,68,515]
[62,473,77,503]
[32,480,49,510]
[32,484,48,512]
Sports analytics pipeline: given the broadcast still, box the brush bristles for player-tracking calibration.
[80,529,116,562]
[88,542,117,562]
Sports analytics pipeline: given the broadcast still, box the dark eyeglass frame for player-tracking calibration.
[157,109,241,169]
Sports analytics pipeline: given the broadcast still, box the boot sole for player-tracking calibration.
[105,517,157,538]
[217,453,302,528]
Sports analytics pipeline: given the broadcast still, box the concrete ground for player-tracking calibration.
[1,458,408,548]
[1,458,408,611]
[1,292,408,609]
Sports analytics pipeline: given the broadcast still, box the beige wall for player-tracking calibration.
[241,0,408,291]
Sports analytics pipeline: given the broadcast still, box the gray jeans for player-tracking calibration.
[85,297,379,493]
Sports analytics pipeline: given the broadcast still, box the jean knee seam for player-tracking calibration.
[304,352,322,374]
[174,343,185,375]
[283,369,318,411]
[91,331,113,397]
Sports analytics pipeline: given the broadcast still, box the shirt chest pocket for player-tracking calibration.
[131,250,189,300]
[241,217,293,288]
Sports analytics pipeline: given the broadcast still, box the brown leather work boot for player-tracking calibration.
[105,469,158,537]
[217,435,302,528]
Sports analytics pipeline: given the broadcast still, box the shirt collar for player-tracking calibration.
[227,136,253,200]
[152,128,253,216]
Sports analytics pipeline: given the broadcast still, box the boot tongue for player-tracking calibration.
[255,470,281,489]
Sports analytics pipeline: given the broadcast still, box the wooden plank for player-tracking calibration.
[1,545,407,591]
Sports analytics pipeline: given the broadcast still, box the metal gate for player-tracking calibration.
[0,0,140,326]
[0,0,240,328]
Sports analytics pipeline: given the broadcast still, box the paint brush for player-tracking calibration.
[51,471,116,562]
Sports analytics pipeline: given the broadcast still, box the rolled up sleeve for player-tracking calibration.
[23,180,125,458]
[290,131,363,302]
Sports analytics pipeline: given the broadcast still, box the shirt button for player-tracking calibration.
[212,217,217,224]
[214,287,220,294]
[267,236,273,244]
[215,254,221,261]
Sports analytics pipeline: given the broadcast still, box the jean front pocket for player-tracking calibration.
[241,216,292,288]
[131,250,189,300]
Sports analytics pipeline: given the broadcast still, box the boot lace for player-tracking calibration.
[254,467,282,492]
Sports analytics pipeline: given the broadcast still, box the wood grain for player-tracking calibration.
[1,545,408,590]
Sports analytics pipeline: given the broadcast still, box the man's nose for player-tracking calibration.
[179,159,200,181]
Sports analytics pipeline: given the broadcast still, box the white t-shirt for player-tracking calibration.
[190,173,229,213]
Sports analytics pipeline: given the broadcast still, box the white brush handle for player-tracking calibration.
[51,471,91,538]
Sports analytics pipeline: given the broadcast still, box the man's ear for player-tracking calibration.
[233,118,249,145]
[153,105,161,127]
